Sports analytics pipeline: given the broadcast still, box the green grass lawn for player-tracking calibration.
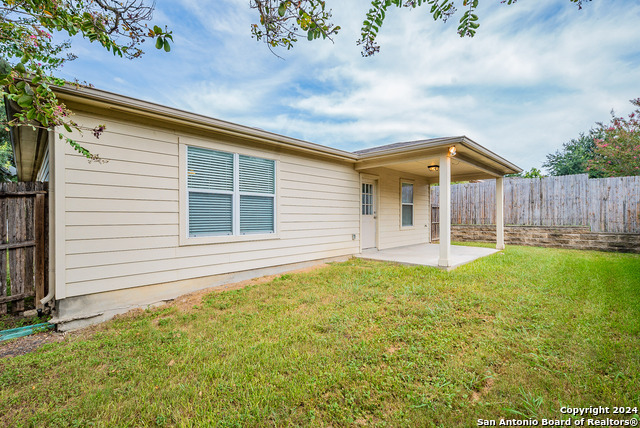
[1,245,639,427]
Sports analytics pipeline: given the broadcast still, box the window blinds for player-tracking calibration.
[187,147,275,236]
[239,155,275,193]
[187,146,234,191]
[188,193,233,235]
[240,195,274,234]
[401,183,414,227]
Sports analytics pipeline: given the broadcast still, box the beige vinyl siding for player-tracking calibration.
[61,110,360,298]
[364,167,430,250]
[36,139,50,182]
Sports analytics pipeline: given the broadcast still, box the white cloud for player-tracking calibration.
[59,0,640,172]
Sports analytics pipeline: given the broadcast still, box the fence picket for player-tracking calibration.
[0,184,5,315]
[431,174,640,233]
[0,182,48,313]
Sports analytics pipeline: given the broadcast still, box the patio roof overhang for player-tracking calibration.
[355,136,519,268]
[4,98,50,182]
[354,136,521,182]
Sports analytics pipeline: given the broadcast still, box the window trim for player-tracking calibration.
[179,140,280,246]
[400,179,415,229]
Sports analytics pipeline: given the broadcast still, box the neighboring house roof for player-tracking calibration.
[8,84,522,181]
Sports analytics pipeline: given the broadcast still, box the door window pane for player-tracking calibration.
[362,183,373,215]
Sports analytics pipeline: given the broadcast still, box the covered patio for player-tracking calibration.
[357,243,499,270]
[354,136,521,269]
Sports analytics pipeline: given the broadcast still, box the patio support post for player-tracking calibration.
[438,154,451,267]
[496,176,505,250]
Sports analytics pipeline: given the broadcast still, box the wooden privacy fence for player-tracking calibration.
[431,174,640,233]
[0,182,48,314]
[431,205,440,241]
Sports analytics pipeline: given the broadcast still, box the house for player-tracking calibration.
[9,85,521,330]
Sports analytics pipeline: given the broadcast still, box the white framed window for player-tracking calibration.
[401,181,414,227]
[187,146,275,237]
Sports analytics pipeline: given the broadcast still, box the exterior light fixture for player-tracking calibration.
[428,164,439,172]
[448,146,457,156]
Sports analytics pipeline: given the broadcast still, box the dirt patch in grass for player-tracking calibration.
[170,262,331,312]
[471,376,496,402]
[0,331,66,359]
[2,263,332,359]
[385,344,401,354]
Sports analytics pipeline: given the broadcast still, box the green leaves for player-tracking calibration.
[251,0,340,52]
[254,0,587,57]
[16,95,33,108]
[155,36,172,52]
[457,0,479,37]
[14,62,26,74]
[356,0,483,54]
[587,98,640,178]
[155,32,173,53]
[358,0,395,56]
[358,0,457,56]
[0,0,170,162]
[0,59,11,76]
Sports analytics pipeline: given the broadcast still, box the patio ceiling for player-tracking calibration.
[354,136,521,182]
[4,99,49,182]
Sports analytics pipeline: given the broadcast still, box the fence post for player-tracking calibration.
[35,192,46,309]
[0,184,5,315]
[496,177,505,250]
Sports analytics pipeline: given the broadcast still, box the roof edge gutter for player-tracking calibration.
[355,136,465,159]
[459,136,522,174]
[54,85,359,163]
[51,85,521,173]
[356,135,521,174]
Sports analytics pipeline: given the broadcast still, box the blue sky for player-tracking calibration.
[56,0,640,172]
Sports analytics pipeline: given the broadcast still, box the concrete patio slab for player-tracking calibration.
[357,243,500,270]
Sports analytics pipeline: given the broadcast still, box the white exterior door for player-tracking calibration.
[361,180,377,250]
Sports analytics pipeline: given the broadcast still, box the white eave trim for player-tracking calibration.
[52,86,521,174]
[354,136,521,174]
[54,85,359,163]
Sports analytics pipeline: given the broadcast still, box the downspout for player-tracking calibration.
[40,286,54,305]
[41,129,56,308]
